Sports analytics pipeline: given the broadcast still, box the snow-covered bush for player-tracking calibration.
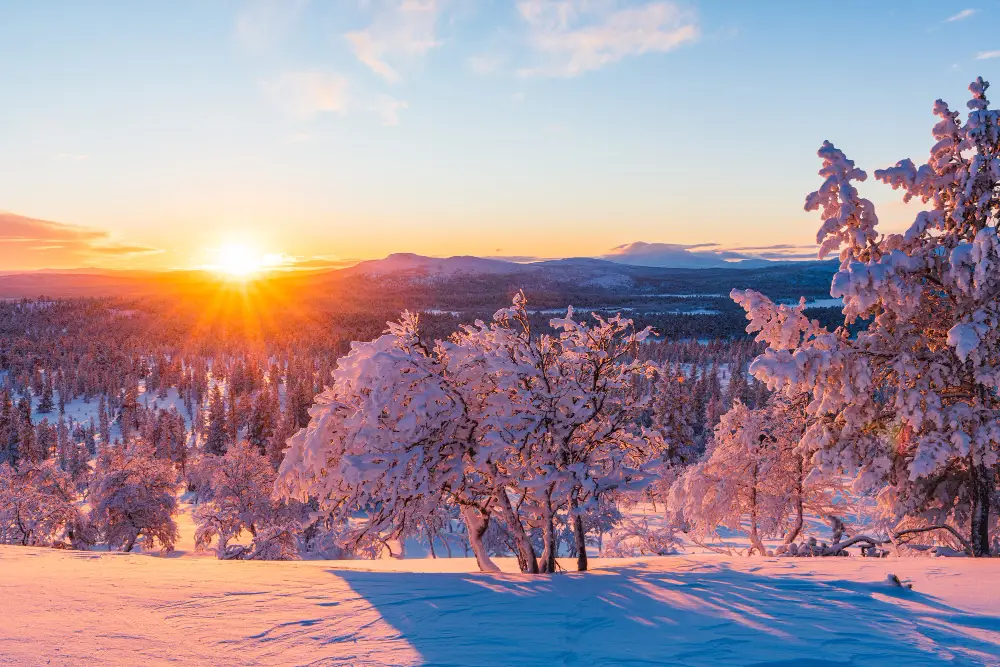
[602,516,678,557]
[277,293,658,573]
[733,78,1000,556]
[0,460,82,547]
[90,438,179,553]
[194,441,301,560]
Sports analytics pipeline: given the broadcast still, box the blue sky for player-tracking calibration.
[0,1,997,270]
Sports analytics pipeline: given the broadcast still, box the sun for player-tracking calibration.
[213,242,264,279]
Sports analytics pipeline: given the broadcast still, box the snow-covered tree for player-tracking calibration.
[0,460,82,547]
[36,373,54,414]
[247,387,278,457]
[97,395,111,446]
[0,390,21,465]
[277,294,657,573]
[669,396,836,554]
[732,78,1000,556]
[204,384,228,456]
[90,438,178,552]
[467,298,658,572]
[194,441,300,560]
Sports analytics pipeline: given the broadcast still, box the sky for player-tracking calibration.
[0,0,998,272]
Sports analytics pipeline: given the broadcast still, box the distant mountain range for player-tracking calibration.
[343,249,797,277]
[0,251,839,306]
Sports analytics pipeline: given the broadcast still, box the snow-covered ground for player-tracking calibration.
[1,544,998,666]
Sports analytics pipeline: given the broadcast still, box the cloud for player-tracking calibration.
[262,71,349,118]
[598,241,819,268]
[236,0,310,49]
[975,50,1000,60]
[346,0,445,83]
[53,153,89,162]
[946,8,976,22]
[601,242,745,268]
[369,94,409,126]
[0,212,161,270]
[516,0,699,77]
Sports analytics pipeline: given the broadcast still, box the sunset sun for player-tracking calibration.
[213,242,264,279]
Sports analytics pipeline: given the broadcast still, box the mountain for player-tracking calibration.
[342,253,523,276]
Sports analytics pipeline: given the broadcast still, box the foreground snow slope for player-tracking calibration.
[1,547,998,667]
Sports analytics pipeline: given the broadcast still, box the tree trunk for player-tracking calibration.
[495,491,538,574]
[785,456,804,545]
[426,523,437,559]
[460,506,499,573]
[539,504,556,574]
[969,462,992,557]
[573,513,588,572]
[748,463,766,556]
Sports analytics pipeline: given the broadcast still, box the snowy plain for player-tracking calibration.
[2,541,999,666]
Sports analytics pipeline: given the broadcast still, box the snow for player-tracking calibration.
[2,546,998,666]
[30,385,196,442]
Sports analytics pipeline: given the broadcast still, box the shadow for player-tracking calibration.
[322,561,1000,666]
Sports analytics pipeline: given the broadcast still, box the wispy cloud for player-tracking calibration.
[516,0,699,77]
[235,0,310,49]
[975,50,1000,60]
[262,71,349,118]
[945,8,976,22]
[369,94,409,126]
[0,212,161,270]
[53,153,89,162]
[346,0,445,83]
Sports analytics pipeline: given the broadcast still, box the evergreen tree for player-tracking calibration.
[247,388,277,456]
[37,375,54,414]
[0,391,19,465]
[97,395,111,446]
[204,385,228,456]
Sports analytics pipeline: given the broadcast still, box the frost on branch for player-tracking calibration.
[734,78,1000,557]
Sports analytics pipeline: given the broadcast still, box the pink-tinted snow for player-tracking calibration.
[1,546,998,666]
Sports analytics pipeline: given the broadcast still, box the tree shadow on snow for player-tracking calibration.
[326,561,1000,667]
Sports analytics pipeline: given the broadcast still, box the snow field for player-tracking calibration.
[1,545,998,666]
